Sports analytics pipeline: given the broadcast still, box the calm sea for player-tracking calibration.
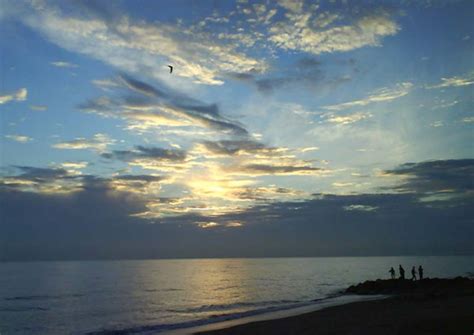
[1,256,472,334]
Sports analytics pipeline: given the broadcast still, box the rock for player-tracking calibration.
[345,277,474,297]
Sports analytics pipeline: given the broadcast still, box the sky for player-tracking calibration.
[0,0,473,260]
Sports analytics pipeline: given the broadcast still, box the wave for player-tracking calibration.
[166,299,302,314]
[4,293,84,301]
[86,295,341,335]
[0,306,49,312]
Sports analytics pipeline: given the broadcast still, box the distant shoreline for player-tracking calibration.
[193,277,474,335]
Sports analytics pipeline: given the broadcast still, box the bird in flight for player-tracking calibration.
[168,65,173,74]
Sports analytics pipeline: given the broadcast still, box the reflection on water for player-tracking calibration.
[0,256,473,334]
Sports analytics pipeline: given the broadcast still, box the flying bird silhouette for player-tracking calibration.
[168,65,173,74]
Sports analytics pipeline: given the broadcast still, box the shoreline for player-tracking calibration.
[164,294,388,335]
[191,277,474,335]
[194,294,474,335]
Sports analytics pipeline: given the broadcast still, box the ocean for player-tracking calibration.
[1,256,473,334]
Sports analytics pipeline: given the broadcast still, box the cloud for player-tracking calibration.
[228,163,323,176]
[0,165,164,196]
[383,159,474,203]
[102,146,186,162]
[197,221,220,229]
[59,162,88,173]
[343,204,378,211]
[268,11,400,55]
[82,75,248,136]
[276,0,304,13]
[2,185,472,260]
[52,133,115,151]
[5,135,33,143]
[426,74,474,89]
[30,105,48,111]
[198,140,281,157]
[50,61,78,68]
[15,1,266,86]
[227,57,352,94]
[323,112,372,125]
[1,159,473,260]
[322,82,413,111]
[254,58,323,92]
[430,120,444,128]
[0,166,80,194]
[333,182,354,187]
[119,74,167,98]
[234,186,306,201]
[0,88,27,104]
[300,147,319,152]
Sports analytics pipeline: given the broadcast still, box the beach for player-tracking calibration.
[197,278,474,335]
[2,259,473,334]
[197,294,474,334]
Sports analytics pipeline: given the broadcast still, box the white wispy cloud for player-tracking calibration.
[52,133,115,151]
[0,88,27,104]
[276,0,304,14]
[333,182,354,187]
[59,162,88,169]
[430,121,444,128]
[343,204,378,212]
[324,112,372,125]
[50,61,78,68]
[426,74,474,89]
[269,11,400,55]
[322,82,413,111]
[300,146,319,152]
[5,134,33,143]
[30,105,48,111]
[18,2,266,86]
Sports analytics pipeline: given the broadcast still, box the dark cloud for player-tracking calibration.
[12,166,69,181]
[102,145,187,162]
[234,163,321,175]
[190,115,247,136]
[1,159,473,260]
[0,166,76,191]
[228,57,351,94]
[1,187,472,261]
[114,175,164,182]
[119,74,166,98]
[234,186,299,201]
[295,57,322,69]
[201,139,272,155]
[384,159,474,194]
[83,74,248,136]
[0,166,164,194]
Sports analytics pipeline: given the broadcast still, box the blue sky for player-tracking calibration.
[0,0,473,259]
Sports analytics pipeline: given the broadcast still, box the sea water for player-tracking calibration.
[1,256,473,334]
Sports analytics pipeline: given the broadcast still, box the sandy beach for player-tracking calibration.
[197,295,474,335]
[197,278,474,335]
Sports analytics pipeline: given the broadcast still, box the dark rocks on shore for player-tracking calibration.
[345,277,474,297]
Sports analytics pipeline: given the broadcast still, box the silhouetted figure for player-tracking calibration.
[399,264,405,280]
[168,65,173,73]
[411,266,417,280]
[418,265,424,280]
[389,267,396,279]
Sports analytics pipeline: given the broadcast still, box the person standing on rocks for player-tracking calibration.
[411,266,417,280]
[418,265,424,280]
[399,264,405,280]
[389,267,396,279]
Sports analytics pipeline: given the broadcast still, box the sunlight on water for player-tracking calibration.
[1,256,473,334]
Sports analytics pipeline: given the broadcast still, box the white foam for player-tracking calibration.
[162,294,388,335]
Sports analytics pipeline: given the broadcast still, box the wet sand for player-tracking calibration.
[197,278,474,335]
